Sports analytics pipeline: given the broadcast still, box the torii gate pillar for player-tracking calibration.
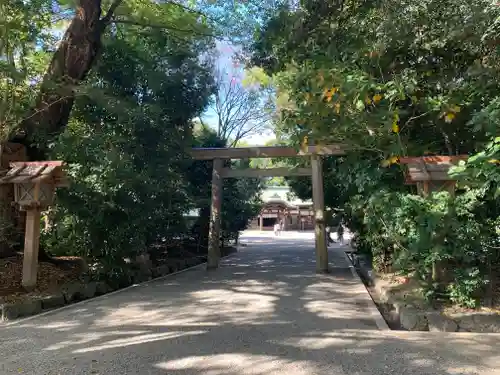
[311,154,329,273]
[207,158,223,270]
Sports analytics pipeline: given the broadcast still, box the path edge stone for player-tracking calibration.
[341,249,390,330]
[346,250,500,332]
[1,251,237,324]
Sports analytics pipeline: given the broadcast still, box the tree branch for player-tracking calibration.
[101,0,124,25]
[111,18,215,37]
[166,0,215,23]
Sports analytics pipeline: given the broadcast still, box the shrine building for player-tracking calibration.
[249,185,314,231]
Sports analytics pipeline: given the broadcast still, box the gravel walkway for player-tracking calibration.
[1,231,499,375]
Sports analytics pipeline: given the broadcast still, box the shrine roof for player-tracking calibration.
[0,161,68,186]
[261,186,312,206]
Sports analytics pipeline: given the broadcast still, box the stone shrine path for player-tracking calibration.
[1,231,499,375]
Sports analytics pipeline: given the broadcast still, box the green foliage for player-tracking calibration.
[193,0,291,45]
[41,20,217,279]
[447,268,488,309]
[452,137,500,198]
[221,165,262,244]
[0,0,53,140]
[354,189,498,307]
[0,1,280,276]
[253,0,499,157]
[187,126,263,248]
[252,0,500,308]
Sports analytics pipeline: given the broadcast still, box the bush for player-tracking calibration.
[354,186,498,307]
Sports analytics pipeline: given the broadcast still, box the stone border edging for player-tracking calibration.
[340,248,390,331]
[345,250,500,333]
[2,249,238,324]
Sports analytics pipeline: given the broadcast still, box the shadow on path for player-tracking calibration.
[1,232,499,374]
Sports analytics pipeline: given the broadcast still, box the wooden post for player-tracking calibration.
[311,154,329,273]
[259,215,263,231]
[22,208,41,290]
[207,158,223,270]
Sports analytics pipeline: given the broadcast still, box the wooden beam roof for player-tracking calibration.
[0,161,68,186]
[190,144,347,160]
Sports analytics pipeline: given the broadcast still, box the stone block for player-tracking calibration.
[399,306,428,331]
[95,281,111,296]
[426,312,458,332]
[132,273,145,284]
[62,283,85,303]
[142,267,153,278]
[472,313,500,333]
[376,285,392,304]
[393,301,405,314]
[1,303,20,321]
[151,267,162,278]
[155,265,168,276]
[41,294,66,310]
[82,282,97,299]
[2,299,43,320]
[135,253,152,269]
[454,313,500,333]
[168,263,178,273]
[189,258,199,267]
[19,299,41,317]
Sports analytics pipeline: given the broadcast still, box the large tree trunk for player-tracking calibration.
[12,0,114,160]
[4,0,121,258]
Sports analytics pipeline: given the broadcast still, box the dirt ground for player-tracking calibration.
[0,255,84,304]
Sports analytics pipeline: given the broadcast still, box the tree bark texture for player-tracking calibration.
[4,0,122,257]
[14,0,106,159]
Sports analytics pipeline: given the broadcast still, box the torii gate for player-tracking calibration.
[191,144,347,273]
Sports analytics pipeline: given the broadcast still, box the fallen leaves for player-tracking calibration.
[0,255,84,304]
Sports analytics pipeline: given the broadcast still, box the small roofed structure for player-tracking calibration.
[0,161,69,290]
[0,161,69,210]
[399,156,468,196]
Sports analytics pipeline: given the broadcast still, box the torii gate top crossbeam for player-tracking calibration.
[190,144,346,160]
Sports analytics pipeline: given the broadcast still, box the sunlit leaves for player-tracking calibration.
[323,87,337,102]
[113,0,213,39]
[450,137,500,198]
[380,155,399,167]
[0,0,54,140]
[242,66,272,88]
[444,112,455,123]
[334,102,340,114]
[254,0,499,159]
[372,94,382,104]
[391,111,400,133]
